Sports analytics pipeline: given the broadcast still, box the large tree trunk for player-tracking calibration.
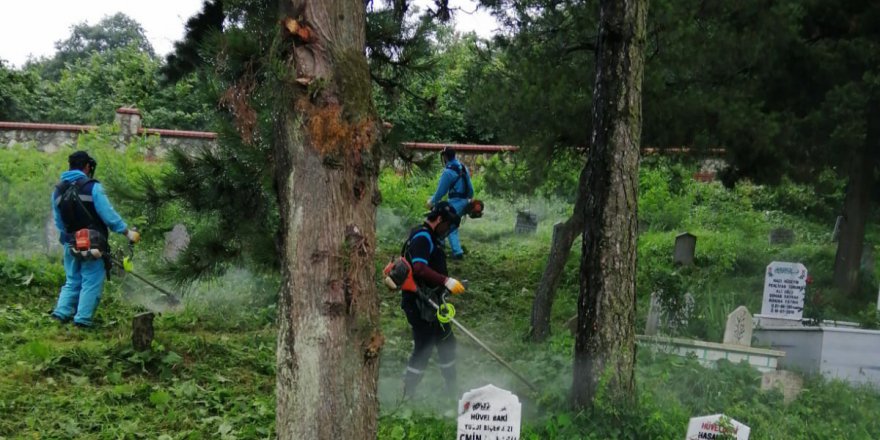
[571,0,647,409]
[275,1,382,438]
[833,99,879,296]
[529,168,587,342]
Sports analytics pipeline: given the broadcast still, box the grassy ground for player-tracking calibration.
[3,150,880,438]
[0,276,276,439]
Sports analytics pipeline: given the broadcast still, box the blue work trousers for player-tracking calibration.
[52,245,106,326]
[446,198,468,256]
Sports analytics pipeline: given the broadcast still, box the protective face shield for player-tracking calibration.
[427,201,460,240]
[440,146,454,166]
[86,158,97,177]
[69,151,97,177]
[434,220,453,240]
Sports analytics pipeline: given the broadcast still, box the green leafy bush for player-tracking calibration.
[0,132,170,258]
[639,161,695,231]
[0,254,64,294]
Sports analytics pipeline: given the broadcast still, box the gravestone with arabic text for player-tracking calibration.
[457,384,521,440]
[761,262,807,320]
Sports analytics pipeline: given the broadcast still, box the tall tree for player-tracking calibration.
[529,176,586,341]
[571,0,647,409]
[151,0,459,282]
[478,0,845,339]
[800,1,880,296]
[38,13,155,80]
[155,3,459,434]
[272,2,383,437]
[0,60,44,121]
[468,0,597,341]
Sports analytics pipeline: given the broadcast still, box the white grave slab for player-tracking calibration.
[686,414,750,440]
[457,384,521,440]
[761,262,807,320]
[723,306,753,347]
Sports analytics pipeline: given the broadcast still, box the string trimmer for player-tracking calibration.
[417,289,538,392]
[111,241,180,306]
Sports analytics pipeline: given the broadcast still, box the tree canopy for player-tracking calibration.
[37,13,156,80]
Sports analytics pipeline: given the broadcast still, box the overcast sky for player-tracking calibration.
[0,0,498,68]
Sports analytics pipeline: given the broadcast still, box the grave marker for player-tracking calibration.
[761,370,803,405]
[458,384,521,440]
[45,214,63,255]
[644,292,694,336]
[761,262,807,320]
[686,414,750,440]
[723,306,753,347]
[163,224,190,262]
[132,312,155,351]
[645,292,661,336]
[674,232,697,266]
[514,211,538,234]
[832,216,843,242]
[768,228,795,246]
[666,292,695,334]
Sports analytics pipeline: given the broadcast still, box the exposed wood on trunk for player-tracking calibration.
[275,1,381,438]
[571,0,647,409]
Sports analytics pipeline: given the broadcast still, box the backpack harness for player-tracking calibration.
[54,177,109,261]
[446,162,472,200]
[382,226,454,323]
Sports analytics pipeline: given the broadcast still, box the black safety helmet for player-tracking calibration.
[427,201,461,229]
[68,151,97,174]
[440,146,455,161]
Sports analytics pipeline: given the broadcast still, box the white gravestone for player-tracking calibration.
[457,384,521,440]
[761,262,807,320]
[163,224,190,262]
[45,214,63,255]
[686,414,750,440]
[645,292,694,336]
[723,306,753,347]
[645,292,662,336]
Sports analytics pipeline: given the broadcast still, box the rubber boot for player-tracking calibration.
[403,368,423,400]
[440,364,457,397]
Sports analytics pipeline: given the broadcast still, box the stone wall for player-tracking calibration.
[0,107,217,155]
[0,122,95,153]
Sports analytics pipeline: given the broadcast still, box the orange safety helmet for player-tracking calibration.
[466,199,484,218]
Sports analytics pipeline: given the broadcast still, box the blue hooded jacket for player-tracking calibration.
[430,159,474,205]
[53,170,127,244]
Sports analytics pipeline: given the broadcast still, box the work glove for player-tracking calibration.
[125,229,141,244]
[444,277,465,295]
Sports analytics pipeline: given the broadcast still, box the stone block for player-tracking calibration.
[761,370,803,404]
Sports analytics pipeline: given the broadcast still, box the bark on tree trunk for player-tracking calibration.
[833,99,879,296]
[571,0,647,410]
[529,168,587,342]
[275,1,382,438]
